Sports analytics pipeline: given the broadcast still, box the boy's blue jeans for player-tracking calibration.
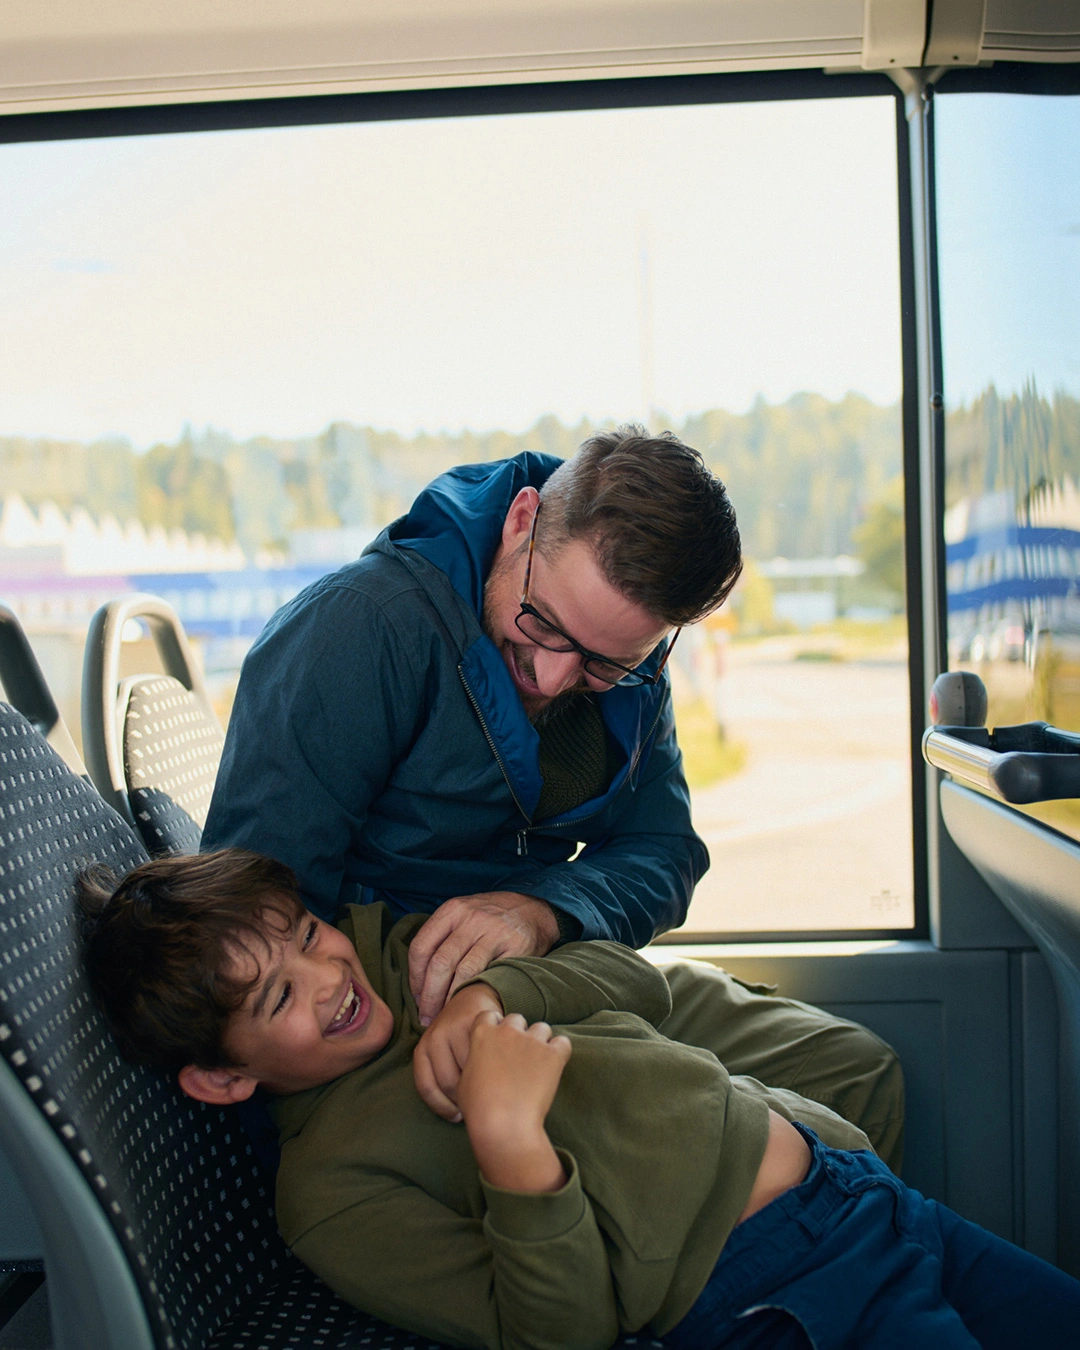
[666,1125,1080,1349]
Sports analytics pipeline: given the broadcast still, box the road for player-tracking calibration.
[681,639,914,934]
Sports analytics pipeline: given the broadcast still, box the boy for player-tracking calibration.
[79,850,1080,1350]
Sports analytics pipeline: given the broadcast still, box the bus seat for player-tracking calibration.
[82,594,223,856]
[0,601,86,777]
[0,701,663,1350]
[82,595,282,1172]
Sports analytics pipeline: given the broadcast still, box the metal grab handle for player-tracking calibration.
[81,593,217,821]
[0,603,86,775]
[923,722,1080,805]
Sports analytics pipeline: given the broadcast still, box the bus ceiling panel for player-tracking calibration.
[924,0,987,67]
[980,0,1080,62]
[861,0,928,69]
[924,0,1080,69]
[0,0,926,117]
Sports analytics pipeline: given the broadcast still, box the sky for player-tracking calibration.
[0,94,908,447]
[936,92,1080,408]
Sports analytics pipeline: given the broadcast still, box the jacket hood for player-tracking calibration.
[367,452,562,618]
[360,450,671,824]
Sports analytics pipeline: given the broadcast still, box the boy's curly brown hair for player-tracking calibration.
[77,849,304,1071]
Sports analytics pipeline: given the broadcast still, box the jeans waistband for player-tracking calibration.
[665,1127,900,1350]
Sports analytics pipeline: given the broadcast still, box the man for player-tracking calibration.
[203,426,903,1164]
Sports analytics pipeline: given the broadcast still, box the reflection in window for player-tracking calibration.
[938,92,1080,838]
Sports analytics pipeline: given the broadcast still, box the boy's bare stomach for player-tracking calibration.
[738,1111,813,1224]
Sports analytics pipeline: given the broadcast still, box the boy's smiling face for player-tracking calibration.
[208,909,395,1097]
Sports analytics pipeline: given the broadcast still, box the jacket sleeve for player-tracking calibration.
[200,579,429,920]
[505,688,709,949]
[465,940,673,1029]
[287,1151,619,1350]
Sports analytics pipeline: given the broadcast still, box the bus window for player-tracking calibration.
[937,89,1080,842]
[0,91,911,935]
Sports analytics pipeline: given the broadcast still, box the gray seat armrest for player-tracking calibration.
[0,1057,154,1350]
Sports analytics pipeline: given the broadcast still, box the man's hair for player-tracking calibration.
[77,849,304,1071]
[537,425,742,626]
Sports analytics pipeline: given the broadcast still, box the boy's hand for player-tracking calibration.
[408,891,559,1026]
[457,1011,571,1193]
[413,983,504,1122]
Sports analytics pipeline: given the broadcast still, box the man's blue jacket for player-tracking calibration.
[202,453,708,948]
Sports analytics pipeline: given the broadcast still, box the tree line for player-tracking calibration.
[0,395,900,561]
[2,384,1075,606]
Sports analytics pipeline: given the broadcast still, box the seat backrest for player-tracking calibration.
[121,673,224,854]
[82,594,223,855]
[0,702,288,1349]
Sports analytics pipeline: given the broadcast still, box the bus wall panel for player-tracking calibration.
[703,946,1023,1244]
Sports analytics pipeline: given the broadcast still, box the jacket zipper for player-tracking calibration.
[457,666,532,839]
[459,663,667,859]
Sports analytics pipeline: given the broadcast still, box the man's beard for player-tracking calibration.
[482,561,588,725]
[529,685,588,728]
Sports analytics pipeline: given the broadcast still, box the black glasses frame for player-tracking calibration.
[515,504,680,687]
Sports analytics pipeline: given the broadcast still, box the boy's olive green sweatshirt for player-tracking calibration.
[271,905,771,1350]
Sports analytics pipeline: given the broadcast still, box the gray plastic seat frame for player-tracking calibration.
[0,601,85,776]
[82,593,218,829]
[0,1056,155,1350]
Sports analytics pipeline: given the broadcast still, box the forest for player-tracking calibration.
[1,383,1075,613]
[0,393,901,559]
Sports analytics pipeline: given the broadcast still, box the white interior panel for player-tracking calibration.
[861,0,927,69]
[0,0,1074,121]
[0,0,873,115]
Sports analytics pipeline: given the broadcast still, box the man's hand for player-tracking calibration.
[408,891,559,1026]
[413,983,504,1122]
[457,1011,571,1193]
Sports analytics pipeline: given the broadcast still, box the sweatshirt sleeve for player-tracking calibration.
[286,1152,618,1350]
[463,940,673,1028]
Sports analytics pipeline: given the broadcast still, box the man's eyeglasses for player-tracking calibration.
[515,504,680,687]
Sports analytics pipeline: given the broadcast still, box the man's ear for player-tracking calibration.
[501,486,540,552]
[178,1063,259,1106]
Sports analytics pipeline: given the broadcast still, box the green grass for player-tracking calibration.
[823,615,908,646]
[673,698,748,788]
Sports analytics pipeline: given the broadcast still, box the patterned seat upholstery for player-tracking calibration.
[121,674,225,855]
[0,703,664,1350]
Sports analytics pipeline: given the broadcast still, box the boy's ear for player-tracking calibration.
[178,1063,259,1106]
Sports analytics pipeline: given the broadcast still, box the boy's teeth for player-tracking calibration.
[331,988,357,1029]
